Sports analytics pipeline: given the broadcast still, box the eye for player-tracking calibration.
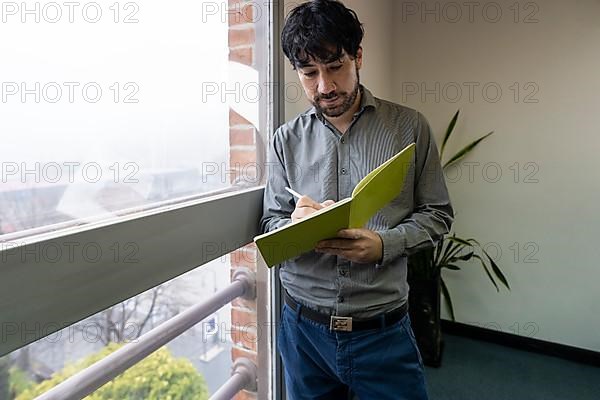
[330,65,342,71]
[303,70,317,78]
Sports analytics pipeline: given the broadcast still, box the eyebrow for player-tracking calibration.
[298,57,345,69]
[298,62,316,69]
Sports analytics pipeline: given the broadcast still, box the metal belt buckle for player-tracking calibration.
[330,316,353,332]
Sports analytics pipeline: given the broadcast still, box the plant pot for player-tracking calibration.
[407,248,443,367]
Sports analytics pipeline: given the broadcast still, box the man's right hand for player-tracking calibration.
[291,196,335,223]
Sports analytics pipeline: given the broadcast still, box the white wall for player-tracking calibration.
[282,0,600,351]
[392,0,600,351]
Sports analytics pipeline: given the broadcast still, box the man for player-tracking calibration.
[259,1,453,398]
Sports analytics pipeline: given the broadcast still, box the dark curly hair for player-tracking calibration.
[281,0,364,69]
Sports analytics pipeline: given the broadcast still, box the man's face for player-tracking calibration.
[296,48,363,118]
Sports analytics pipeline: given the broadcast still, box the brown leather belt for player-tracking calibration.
[284,291,408,332]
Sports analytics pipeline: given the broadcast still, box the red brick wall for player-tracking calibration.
[228,0,258,186]
[228,1,259,399]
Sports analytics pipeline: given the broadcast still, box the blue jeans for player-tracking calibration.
[277,302,429,400]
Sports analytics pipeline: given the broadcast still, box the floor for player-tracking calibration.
[425,334,600,400]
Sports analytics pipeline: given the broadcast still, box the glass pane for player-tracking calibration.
[0,258,233,399]
[0,0,244,239]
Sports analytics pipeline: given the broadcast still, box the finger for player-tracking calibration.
[336,229,365,240]
[317,239,355,250]
[296,195,323,210]
[293,207,319,220]
[321,199,336,207]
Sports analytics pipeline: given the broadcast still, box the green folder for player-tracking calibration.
[254,142,415,267]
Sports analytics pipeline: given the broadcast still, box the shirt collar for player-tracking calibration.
[304,85,377,118]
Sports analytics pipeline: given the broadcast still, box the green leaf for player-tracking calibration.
[436,237,453,264]
[442,264,461,270]
[473,254,500,292]
[467,238,483,246]
[440,276,456,321]
[15,345,209,400]
[442,241,474,265]
[440,109,460,160]
[452,251,474,261]
[434,239,444,265]
[440,241,464,265]
[445,235,474,247]
[483,251,511,290]
[443,131,494,169]
[465,238,511,291]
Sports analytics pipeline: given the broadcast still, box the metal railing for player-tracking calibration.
[210,358,257,400]
[35,268,257,400]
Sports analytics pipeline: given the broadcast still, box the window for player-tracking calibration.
[1,0,273,398]
[0,0,261,240]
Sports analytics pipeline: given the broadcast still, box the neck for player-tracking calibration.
[323,88,363,133]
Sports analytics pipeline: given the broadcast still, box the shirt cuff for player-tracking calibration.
[375,228,405,268]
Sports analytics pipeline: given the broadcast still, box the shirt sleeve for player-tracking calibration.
[259,128,295,234]
[375,112,454,267]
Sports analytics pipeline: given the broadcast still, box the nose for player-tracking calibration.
[317,71,336,95]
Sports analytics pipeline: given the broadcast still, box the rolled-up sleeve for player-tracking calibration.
[376,112,454,266]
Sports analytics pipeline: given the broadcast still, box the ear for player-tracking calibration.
[355,47,363,70]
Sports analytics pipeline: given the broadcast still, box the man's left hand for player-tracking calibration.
[315,228,383,264]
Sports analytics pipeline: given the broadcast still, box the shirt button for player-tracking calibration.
[340,270,347,277]
[341,168,347,175]
[338,295,344,303]
[340,137,345,144]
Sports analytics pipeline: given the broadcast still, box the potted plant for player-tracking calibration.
[407,110,511,367]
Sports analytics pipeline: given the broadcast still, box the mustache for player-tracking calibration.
[315,91,345,101]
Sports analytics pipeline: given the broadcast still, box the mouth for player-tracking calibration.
[320,96,340,105]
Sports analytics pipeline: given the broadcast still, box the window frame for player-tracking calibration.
[1,2,287,399]
[0,186,263,357]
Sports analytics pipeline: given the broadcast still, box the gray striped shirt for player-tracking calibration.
[260,86,453,318]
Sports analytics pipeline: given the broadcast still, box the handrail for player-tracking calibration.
[35,268,256,400]
[209,358,257,400]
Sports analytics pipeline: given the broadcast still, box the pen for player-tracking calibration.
[285,186,303,199]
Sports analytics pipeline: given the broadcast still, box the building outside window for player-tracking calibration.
[0,0,271,398]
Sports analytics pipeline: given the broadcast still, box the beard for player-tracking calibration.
[312,68,361,118]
